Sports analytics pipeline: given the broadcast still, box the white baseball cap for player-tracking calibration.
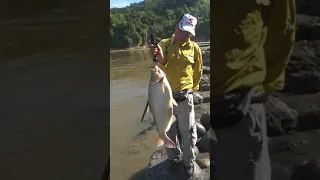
[178,14,197,36]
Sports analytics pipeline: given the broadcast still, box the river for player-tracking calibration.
[0,3,162,180]
[110,49,162,180]
[0,4,110,180]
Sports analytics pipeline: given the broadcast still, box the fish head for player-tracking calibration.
[150,65,165,82]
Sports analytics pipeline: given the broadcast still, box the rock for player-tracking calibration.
[199,84,210,91]
[202,51,210,66]
[297,105,320,131]
[196,122,206,138]
[193,92,204,105]
[265,96,299,137]
[200,112,210,131]
[296,14,320,40]
[203,66,210,74]
[137,125,155,136]
[196,139,208,154]
[146,149,208,180]
[198,42,210,51]
[285,72,320,94]
[194,103,210,120]
[198,91,210,103]
[269,131,320,180]
[296,1,320,15]
[278,93,320,132]
[127,144,143,156]
[199,74,210,92]
[284,40,320,94]
[200,74,210,85]
[199,74,210,91]
[289,159,320,180]
[196,128,216,154]
[195,118,201,124]
[196,158,210,169]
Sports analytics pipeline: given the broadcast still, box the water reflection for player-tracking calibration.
[110,49,154,81]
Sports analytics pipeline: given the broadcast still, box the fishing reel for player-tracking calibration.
[150,34,158,63]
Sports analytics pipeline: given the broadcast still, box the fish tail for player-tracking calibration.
[156,134,176,149]
[156,137,164,148]
[164,134,176,149]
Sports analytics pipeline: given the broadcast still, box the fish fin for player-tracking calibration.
[165,115,177,132]
[156,137,164,148]
[162,83,166,94]
[164,134,176,149]
[171,98,178,107]
[146,104,150,113]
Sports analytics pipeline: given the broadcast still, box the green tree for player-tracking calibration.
[110,0,210,49]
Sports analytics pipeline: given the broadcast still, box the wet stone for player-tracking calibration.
[146,149,208,180]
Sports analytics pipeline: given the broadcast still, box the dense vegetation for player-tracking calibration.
[110,0,210,49]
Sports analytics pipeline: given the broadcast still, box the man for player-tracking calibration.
[209,0,296,180]
[149,13,203,176]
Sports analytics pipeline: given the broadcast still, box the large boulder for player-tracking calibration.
[284,40,320,94]
[296,14,320,40]
[289,159,320,180]
[296,1,320,18]
[146,148,209,180]
[278,93,320,132]
[297,105,320,131]
[199,112,210,131]
[265,96,299,136]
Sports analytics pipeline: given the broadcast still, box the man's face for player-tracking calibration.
[174,24,191,45]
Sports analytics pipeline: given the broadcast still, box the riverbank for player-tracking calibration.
[110,41,210,53]
[110,45,148,52]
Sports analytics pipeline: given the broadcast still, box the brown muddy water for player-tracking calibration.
[0,3,159,180]
[110,49,162,180]
[0,4,109,180]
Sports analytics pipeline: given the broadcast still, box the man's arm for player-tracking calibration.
[192,44,203,91]
[263,0,296,92]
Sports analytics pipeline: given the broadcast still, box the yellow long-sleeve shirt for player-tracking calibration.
[157,35,203,93]
[210,0,296,94]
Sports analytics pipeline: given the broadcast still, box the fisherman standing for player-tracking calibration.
[149,14,203,176]
[209,0,296,180]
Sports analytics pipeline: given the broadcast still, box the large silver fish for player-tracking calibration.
[148,65,178,148]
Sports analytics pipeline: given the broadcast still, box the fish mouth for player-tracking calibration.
[149,65,164,82]
[150,75,164,83]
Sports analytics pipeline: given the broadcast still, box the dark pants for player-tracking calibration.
[210,87,270,180]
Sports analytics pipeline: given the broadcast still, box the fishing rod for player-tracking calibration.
[140,34,158,122]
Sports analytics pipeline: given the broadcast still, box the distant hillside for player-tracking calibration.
[110,0,210,49]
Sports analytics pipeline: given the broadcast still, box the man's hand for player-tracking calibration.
[148,44,165,63]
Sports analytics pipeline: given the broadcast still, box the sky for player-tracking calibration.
[110,0,143,8]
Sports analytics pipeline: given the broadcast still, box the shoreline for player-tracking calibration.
[110,40,210,52]
[110,46,148,52]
